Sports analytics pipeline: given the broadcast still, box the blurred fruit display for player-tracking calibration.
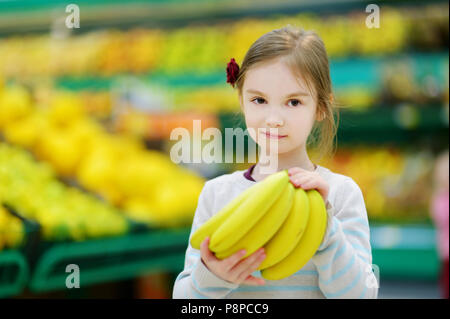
[12,50,445,120]
[0,1,447,231]
[0,143,129,241]
[0,85,206,228]
[0,203,25,251]
[0,4,447,79]
[115,109,220,140]
[323,147,435,223]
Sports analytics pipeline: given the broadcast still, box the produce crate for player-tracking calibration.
[29,227,191,293]
[0,250,29,298]
[2,203,42,271]
[0,203,38,298]
[3,200,192,294]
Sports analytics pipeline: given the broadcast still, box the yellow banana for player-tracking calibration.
[258,187,310,270]
[190,183,257,249]
[215,182,294,260]
[209,170,289,252]
[260,189,327,280]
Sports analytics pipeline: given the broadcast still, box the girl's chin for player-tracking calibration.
[257,142,303,155]
[257,145,293,155]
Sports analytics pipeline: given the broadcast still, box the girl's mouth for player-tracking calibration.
[262,131,288,139]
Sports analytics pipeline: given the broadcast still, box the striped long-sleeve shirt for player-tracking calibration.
[172,164,379,299]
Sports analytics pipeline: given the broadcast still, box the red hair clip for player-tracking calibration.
[226,58,240,88]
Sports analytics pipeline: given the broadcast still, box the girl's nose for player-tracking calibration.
[265,109,284,128]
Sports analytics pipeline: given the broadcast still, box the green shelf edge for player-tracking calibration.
[0,250,29,298]
[29,228,191,293]
[0,0,447,38]
[372,248,440,281]
[26,223,442,294]
[51,52,449,91]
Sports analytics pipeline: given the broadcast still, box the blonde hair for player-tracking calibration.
[234,25,339,164]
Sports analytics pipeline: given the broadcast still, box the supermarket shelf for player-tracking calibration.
[26,223,442,293]
[1,0,446,35]
[52,52,449,91]
[0,250,30,298]
[50,51,449,145]
[371,224,440,280]
[28,228,190,293]
[0,223,440,297]
[335,105,449,145]
[373,249,439,281]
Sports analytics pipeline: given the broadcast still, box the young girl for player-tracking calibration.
[172,25,378,299]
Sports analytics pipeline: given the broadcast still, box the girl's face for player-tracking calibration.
[240,58,322,155]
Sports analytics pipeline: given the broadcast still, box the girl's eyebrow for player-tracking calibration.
[286,91,309,98]
[246,89,267,96]
[246,89,309,98]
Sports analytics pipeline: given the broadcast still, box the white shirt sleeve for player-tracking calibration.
[311,177,379,299]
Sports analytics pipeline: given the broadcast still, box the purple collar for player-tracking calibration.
[243,164,257,182]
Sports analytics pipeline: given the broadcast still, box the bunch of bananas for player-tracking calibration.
[190,170,328,280]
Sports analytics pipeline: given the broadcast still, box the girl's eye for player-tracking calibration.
[252,97,266,105]
[288,99,302,107]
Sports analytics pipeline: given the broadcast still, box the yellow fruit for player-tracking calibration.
[190,183,257,249]
[0,142,129,242]
[2,113,43,148]
[209,170,289,252]
[5,216,24,248]
[261,190,327,280]
[0,206,9,231]
[215,182,295,259]
[123,197,156,224]
[258,187,310,270]
[76,145,117,190]
[48,92,85,126]
[0,85,32,128]
[36,128,84,177]
[0,205,24,248]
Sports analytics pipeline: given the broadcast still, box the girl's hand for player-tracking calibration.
[288,167,329,204]
[200,237,266,286]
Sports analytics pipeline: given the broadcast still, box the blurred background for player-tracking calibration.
[0,0,448,299]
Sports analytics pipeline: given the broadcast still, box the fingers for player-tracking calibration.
[200,244,267,286]
[200,237,217,264]
[230,248,266,283]
[290,175,314,188]
[297,177,315,188]
[223,249,247,272]
[242,274,266,286]
[290,176,329,204]
[288,167,308,175]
